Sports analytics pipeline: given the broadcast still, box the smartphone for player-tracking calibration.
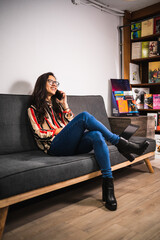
[55,90,63,100]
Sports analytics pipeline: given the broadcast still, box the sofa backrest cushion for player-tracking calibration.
[68,95,111,130]
[0,94,111,154]
[0,94,38,154]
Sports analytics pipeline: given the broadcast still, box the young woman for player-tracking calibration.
[28,72,149,211]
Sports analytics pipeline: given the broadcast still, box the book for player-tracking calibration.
[144,94,153,109]
[148,61,160,83]
[142,41,149,58]
[115,90,135,112]
[115,96,125,100]
[111,79,139,116]
[154,16,160,34]
[129,63,141,84]
[125,95,133,100]
[123,91,133,97]
[116,99,138,114]
[131,23,141,39]
[132,42,142,59]
[128,100,138,113]
[157,37,160,56]
[117,100,128,113]
[157,112,160,130]
[149,41,158,57]
[111,79,131,91]
[114,91,124,96]
[114,91,133,99]
[155,134,160,155]
[147,112,157,130]
[132,87,150,109]
[141,18,154,37]
[153,94,160,109]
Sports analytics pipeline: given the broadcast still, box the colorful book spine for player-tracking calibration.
[128,100,138,113]
[115,96,125,100]
[148,61,160,83]
[132,42,142,59]
[132,87,150,110]
[111,79,139,117]
[153,94,160,109]
[157,37,160,56]
[147,112,157,130]
[117,100,128,113]
[154,16,160,34]
[157,112,160,130]
[141,18,153,37]
[131,23,141,39]
[142,41,149,58]
[144,94,153,109]
[155,134,160,154]
[114,91,124,96]
[149,41,158,57]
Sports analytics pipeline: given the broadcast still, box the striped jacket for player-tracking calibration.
[28,104,74,153]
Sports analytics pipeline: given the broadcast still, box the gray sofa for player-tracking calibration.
[0,94,156,239]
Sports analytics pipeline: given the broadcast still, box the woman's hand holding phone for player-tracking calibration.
[55,90,69,110]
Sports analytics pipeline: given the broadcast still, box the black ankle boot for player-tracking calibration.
[118,149,135,162]
[116,137,149,156]
[102,177,117,211]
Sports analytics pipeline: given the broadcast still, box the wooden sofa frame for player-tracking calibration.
[0,151,154,239]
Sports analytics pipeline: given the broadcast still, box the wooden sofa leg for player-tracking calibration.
[0,206,9,240]
[144,158,154,173]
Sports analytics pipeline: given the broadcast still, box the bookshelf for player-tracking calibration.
[123,3,160,133]
[131,56,160,62]
[131,33,160,42]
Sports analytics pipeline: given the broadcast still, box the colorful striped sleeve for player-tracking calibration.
[62,108,74,123]
[28,107,56,141]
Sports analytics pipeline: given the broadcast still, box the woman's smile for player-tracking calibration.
[46,75,57,96]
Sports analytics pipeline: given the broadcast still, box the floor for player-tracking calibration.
[151,154,160,168]
[3,157,160,240]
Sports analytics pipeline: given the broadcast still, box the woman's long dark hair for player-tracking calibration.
[30,72,61,124]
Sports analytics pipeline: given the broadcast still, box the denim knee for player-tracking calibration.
[78,111,91,119]
[89,131,105,143]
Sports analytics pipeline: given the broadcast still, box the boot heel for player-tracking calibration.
[102,182,106,201]
[105,201,117,211]
[119,150,135,162]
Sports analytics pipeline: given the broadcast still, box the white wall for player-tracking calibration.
[0,0,121,115]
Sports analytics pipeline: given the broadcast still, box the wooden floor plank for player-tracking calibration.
[87,223,137,240]
[3,163,160,240]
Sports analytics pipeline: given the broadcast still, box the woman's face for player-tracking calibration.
[46,75,57,97]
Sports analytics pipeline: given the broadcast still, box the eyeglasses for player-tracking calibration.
[47,79,60,87]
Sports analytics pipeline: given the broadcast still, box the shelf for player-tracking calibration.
[131,55,160,62]
[131,33,160,42]
[138,109,160,112]
[131,83,160,87]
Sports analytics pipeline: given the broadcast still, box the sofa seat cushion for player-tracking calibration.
[0,137,155,200]
[0,150,101,200]
[0,147,127,200]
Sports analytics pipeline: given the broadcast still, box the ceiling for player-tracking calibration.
[97,0,160,12]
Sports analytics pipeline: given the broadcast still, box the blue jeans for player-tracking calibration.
[48,112,120,178]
